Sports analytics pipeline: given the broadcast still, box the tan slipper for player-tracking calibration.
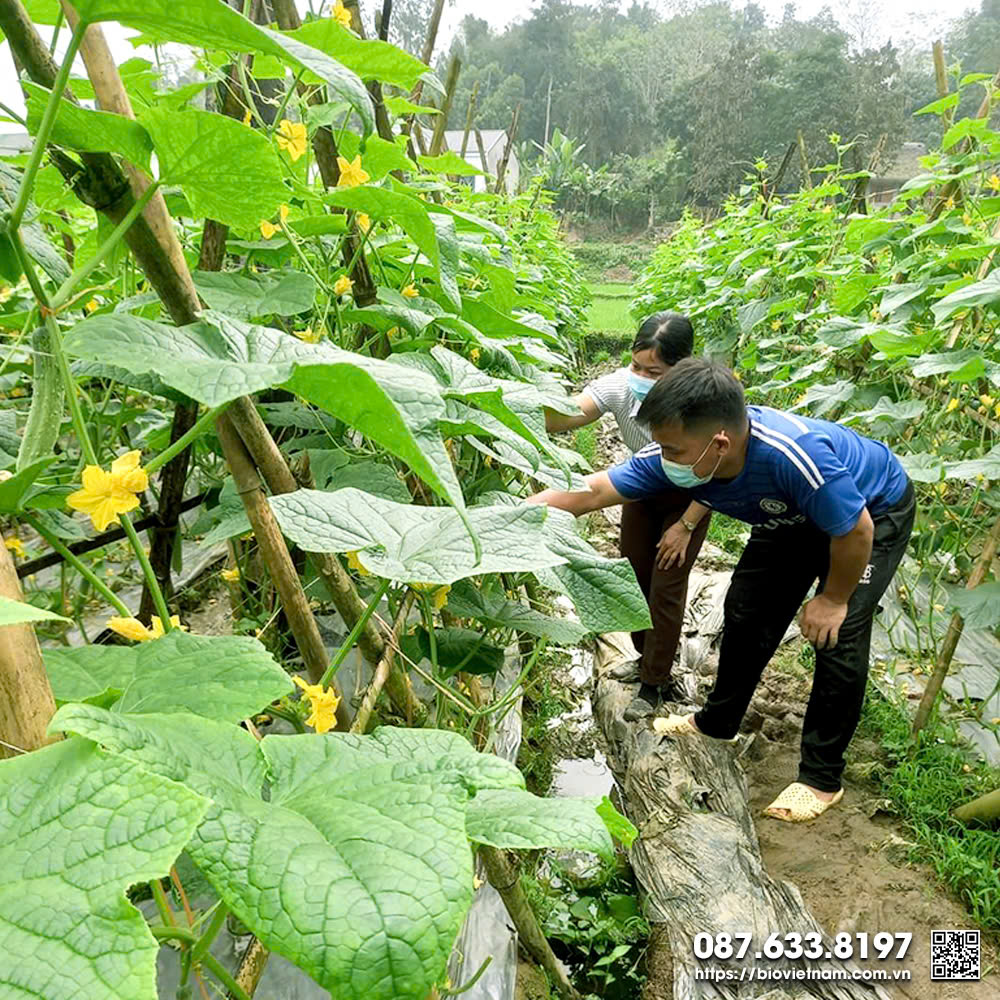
[762,782,844,823]
[652,712,739,744]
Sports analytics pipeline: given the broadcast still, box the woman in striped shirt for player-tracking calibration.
[545,312,711,693]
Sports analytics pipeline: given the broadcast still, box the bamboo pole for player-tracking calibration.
[928,66,1000,222]
[474,128,488,183]
[0,529,56,758]
[350,594,414,734]
[494,105,521,195]
[797,129,812,190]
[913,512,1000,734]
[478,846,580,1000]
[420,0,447,67]
[460,81,479,158]
[215,414,350,730]
[932,40,950,115]
[429,53,461,157]
[954,787,1000,825]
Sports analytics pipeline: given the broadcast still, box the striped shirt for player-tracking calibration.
[585,367,652,454]
[607,405,909,536]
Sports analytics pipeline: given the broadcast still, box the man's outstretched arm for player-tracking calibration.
[527,470,628,517]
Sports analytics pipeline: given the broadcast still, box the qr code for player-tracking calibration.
[931,929,980,980]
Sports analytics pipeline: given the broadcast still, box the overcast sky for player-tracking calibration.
[0,0,979,133]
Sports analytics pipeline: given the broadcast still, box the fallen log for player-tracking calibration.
[591,630,890,1000]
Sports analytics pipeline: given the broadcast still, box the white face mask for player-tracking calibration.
[659,433,723,488]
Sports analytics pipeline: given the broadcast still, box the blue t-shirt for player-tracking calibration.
[608,405,909,536]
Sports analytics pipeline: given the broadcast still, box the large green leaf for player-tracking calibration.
[44,631,291,720]
[140,107,288,229]
[288,17,433,91]
[0,738,207,1000]
[931,271,1000,323]
[398,626,506,678]
[50,710,615,1000]
[0,162,70,285]
[72,0,374,135]
[324,186,446,295]
[843,396,925,425]
[944,445,1000,481]
[62,311,465,508]
[418,151,484,176]
[269,487,566,583]
[192,268,316,319]
[465,789,613,857]
[948,582,1000,630]
[0,594,69,626]
[898,452,945,484]
[446,579,588,644]
[536,507,651,634]
[24,81,153,169]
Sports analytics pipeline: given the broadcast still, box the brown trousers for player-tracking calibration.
[619,493,710,685]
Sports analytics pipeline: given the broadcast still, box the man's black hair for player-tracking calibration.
[637,357,747,430]
[631,311,693,366]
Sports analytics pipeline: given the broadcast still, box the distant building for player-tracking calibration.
[0,133,32,157]
[442,128,519,194]
[868,142,929,207]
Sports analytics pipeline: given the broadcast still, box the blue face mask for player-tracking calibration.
[659,434,723,488]
[627,370,657,401]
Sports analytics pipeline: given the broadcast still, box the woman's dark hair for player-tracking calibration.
[637,358,747,431]
[631,311,694,366]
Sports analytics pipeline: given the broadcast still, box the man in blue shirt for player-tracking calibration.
[529,358,915,822]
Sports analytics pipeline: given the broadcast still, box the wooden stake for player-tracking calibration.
[913,511,1000,734]
[350,594,414,734]
[460,81,479,157]
[797,129,812,190]
[954,787,1000,825]
[478,846,580,999]
[215,414,350,730]
[932,40,952,124]
[0,528,56,757]
[429,53,461,157]
[494,104,521,195]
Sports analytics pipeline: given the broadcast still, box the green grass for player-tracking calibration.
[585,282,634,337]
[587,282,634,298]
[857,689,1000,931]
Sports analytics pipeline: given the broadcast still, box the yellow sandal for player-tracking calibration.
[652,712,739,744]
[762,782,844,823]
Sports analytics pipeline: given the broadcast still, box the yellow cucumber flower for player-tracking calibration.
[345,550,370,575]
[333,275,354,297]
[67,450,148,532]
[4,536,25,559]
[106,613,184,643]
[293,675,340,733]
[946,398,960,413]
[357,212,371,233]
[980,394,995,408]
[220,566,241,583]
[336,154,370,188]
[402,283,419,299]
[276,119,307,162]
[242,107,252,126]
[85,298,99,313]
[260,203,289,239]
[469,347,481,364]
[988,174,1000,192]
[333,0,352,27]
[410,581,450,611]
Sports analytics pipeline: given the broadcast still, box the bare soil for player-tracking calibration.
[742,668,997,999]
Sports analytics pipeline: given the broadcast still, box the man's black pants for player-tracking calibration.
[693,481,915,792]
